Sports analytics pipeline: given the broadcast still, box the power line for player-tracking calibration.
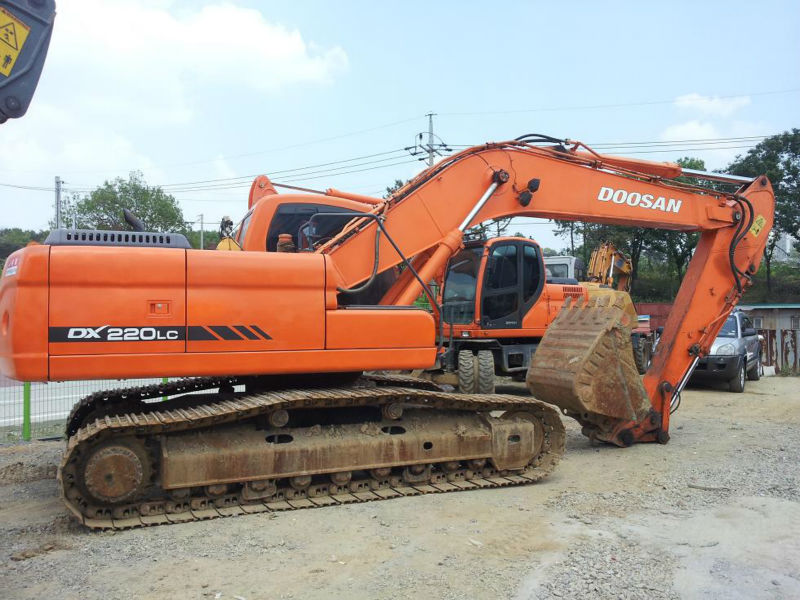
[612,144,757,155]
[147,134,775,193]
[448,134,771,150]
[588,135,768,148]
[160,154,414,193]
[0,133,774,195]
[159,115,422,169]
[157,148,407,189]
[438,87,800,117]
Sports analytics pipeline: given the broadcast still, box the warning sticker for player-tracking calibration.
[0,7,30,77]
[749,214,766,238]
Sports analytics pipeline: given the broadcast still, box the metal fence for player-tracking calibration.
[0,376,167,442]
[758,328,799,372]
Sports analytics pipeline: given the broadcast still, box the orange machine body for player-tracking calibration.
[0,245,434,381]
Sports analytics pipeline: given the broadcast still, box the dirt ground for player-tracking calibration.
[0,376,798,600]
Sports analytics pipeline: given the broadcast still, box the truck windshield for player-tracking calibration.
[442,247,483,324]
[547,263,569,279]
[718,316,738,338]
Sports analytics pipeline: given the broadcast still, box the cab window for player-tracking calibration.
[442,247,483,324]
[522,245,541,302]
[235,210,254,245]
[483,244,519,322]
[266,203,358,251]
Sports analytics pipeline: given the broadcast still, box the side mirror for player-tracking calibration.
[743,327,757,337]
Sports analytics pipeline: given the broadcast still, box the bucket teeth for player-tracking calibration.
[526,295,651,426]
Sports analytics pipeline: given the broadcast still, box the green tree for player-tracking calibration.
[384,179,407,198]
[184,230,221,250]
[0,228,48,268]
[62,171,185,232]
[649,157,704,282]
[725,129,800,292]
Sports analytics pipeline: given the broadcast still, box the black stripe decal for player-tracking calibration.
[210,325,244,341]
[234,325,259,340]
[188,326,218,341]
[250,324,272,340]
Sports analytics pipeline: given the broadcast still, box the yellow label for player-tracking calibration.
[0,7,31,77]
[749,214,766,237]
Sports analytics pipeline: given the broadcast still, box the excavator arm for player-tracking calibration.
[320,139,774,446]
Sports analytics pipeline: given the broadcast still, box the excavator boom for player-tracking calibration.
[319,139,773,445]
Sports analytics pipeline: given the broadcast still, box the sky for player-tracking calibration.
[2,0,799,250]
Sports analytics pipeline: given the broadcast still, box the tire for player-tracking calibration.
[457,350,477,394]
[632,339,651,375]
[747,352,761,381]
[729,359,746,393]
[476,350,496,394]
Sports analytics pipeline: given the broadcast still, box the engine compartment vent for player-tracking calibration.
[44,229,191,249]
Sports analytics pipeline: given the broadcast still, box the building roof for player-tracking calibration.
[739,303,800,310]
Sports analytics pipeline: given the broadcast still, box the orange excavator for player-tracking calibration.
[0,135,773,529]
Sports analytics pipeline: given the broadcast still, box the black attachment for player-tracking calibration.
[514,133,568,145]
[123,208,146,232]
[493,169,510,183]
[0,0,56,123]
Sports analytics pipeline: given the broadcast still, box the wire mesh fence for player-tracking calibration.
[0,375,167,443]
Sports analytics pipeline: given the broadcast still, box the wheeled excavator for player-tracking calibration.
[0,135,774,529]
[587,242,633,292]
[411,236,650,393]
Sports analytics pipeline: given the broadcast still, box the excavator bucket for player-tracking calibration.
[526,295,652,445]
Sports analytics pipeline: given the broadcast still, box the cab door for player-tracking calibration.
[479,241,544,329]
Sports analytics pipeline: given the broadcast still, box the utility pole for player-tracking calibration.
[426,112,435,167]
[199,213,204,249]
[54,176,62,229]
[406,113,451,166]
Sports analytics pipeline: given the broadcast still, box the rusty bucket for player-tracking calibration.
[526,295,651,438]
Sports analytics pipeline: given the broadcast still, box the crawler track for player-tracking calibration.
[59,376,565,530]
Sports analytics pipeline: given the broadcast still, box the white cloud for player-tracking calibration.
[2,1,348,229]
[674,93,750,118]
[49,1,348,125]
[658,120,763,168]
[660,120,719,141]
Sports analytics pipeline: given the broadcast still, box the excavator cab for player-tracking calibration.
[441,237,545,330]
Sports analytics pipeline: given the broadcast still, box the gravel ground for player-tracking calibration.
[0,376,798,599]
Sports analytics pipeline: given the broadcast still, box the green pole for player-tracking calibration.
[22,382,31,441]
[162,377,168,401]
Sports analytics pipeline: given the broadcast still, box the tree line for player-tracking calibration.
[551,131,799,302]
[0,171,220,267]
